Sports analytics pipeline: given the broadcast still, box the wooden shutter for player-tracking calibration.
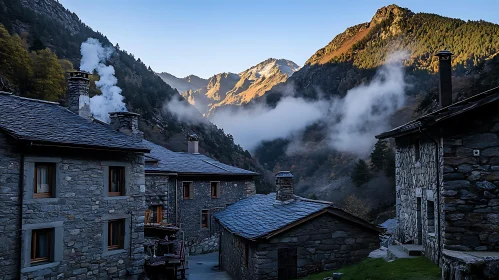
[216,183,221,198]
[157,206,163,223]
[189,183,194,199]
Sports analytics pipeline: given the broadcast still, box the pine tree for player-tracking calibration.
[351,159,371,187]
[370,139,389,171]
[30,48,65,101]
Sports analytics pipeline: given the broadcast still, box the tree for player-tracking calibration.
[30,48,65,101]
[370,139,389,171]
[341,194,371,220]
[351,159,371,187]
[29,38,46,52]
[384,150,396,177]
[0,24,32,94]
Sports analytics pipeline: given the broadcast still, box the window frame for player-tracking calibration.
[147,205,163,224]
[108,166,125,197]
[427,200,436,234]
[30,228,53,265]
[33,163,56,198]
[182,182,194,200]
[211,181,221,199]
[244,242,249,268]
[22,221,64,273]
[107,219,125,251]
[201,209,209,229]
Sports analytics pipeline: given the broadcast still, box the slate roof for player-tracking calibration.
[377,86,499,139]
[214,194,380,240]
[142,140,258,175]
[0,92,149,152]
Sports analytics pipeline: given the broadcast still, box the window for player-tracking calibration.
[414,138,421,162]
[244,243,249,268]
[146,205,163,224]
[109,167,125,196]
[183,182,193,199]
[34,163,55,198]
[427,200,435,234]
[201,210,209,229]
[108,220,125,250]
[31,228,53,265]
[211,182,220,198]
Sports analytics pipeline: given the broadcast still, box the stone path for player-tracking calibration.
[186,252,232,280]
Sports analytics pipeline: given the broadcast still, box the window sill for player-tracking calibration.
[102,249,126,257]
[25,198,60,204]
[104,196,129,201]
[428,233,436,237]
[22,261,60,273]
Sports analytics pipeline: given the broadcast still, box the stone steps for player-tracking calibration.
[387,245,419,260]
[401,244,424,256]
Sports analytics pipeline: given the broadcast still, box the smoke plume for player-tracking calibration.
[80,38,126,122]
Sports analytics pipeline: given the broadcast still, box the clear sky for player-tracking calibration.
[59,0,499,79]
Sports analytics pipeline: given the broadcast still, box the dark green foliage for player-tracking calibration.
[29,38,46,52]
[370,139,389,171]
[384,150,395,178]
[351,159,371,187]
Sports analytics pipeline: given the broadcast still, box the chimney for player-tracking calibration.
[435,50,453,108]
[67,71,91,119]
[187,134,199,154]
[275,171,294,203]
[109,112,144,140]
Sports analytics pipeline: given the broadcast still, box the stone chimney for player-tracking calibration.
[67,71,91,119]
[188,134,199,154]
[435,50,453,108]
[109,112,144,139]
[275,171,294,203]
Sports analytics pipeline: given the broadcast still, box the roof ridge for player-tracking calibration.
[298,196,334,205]
[2,93,60,106]
[201,159,232,172]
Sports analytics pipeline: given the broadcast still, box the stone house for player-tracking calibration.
[141,136,258,255]
[377,51,499,279]
[0,71,150,279]
[214,171,381,280]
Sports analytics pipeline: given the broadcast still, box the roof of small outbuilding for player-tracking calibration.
[214,193,381,241]
[0,92,149,152]
[142,139,258,176]
[376,86,499,139]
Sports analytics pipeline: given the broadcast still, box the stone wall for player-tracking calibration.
[177,176,255,255]
[441,113,499,251]
[0,138,147,280]
[0,134,22,279]
[442,250,499,280]
[145,175,174,224]
[395,135,443,263]
[220,213,379,280]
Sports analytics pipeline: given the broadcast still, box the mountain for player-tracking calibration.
[175,58,299,115]
[157,72,208,93]
[0,0,272,192]
[250,4,499,214]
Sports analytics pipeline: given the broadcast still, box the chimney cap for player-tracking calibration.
[109,111,140,117]
[435,50,453,57]
[188,133,199,141]
[276,171,293,178]
[67,70,91,80]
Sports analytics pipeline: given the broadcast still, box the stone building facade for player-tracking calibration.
[142,139,257,255]
[378,51,499,278]
[215,172,381,280]
[0,72,150,280]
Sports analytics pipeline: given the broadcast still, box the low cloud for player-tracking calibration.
[163,95,207,124]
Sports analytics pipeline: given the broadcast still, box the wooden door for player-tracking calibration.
[278,247,297,280]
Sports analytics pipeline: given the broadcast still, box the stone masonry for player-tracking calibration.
[0,134,146,280]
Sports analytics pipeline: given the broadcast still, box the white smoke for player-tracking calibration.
[328,51,408,154]
[164,95,207,124]
[80,38,126,122]
[211,97,328,150]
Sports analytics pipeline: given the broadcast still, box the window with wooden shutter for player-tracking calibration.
[31,228,53,265]
[211,182,220,198]
[34,163,56,198]
[148,205,163,224]
[201,210,209,229]
[108,219,125,250]
[183,182,193,200]
[109,167,125,196]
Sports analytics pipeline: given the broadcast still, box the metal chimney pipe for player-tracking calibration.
[435,50,453,108]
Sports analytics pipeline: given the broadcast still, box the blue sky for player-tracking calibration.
[60,0,499,79]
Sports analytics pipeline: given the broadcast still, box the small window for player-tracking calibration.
[108,220,125,250]
[109,167,125,196]
[31,228,53,265]
[414,138,421,162]
[211,182,220,199]
[427,200,435,233]
[183,182,193,200]
[201,210,209,229]
[147,205,163,224]
[34,163,55,198]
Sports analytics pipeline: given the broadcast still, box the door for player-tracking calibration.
[278,248,297,280]
[416,197,422,245]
